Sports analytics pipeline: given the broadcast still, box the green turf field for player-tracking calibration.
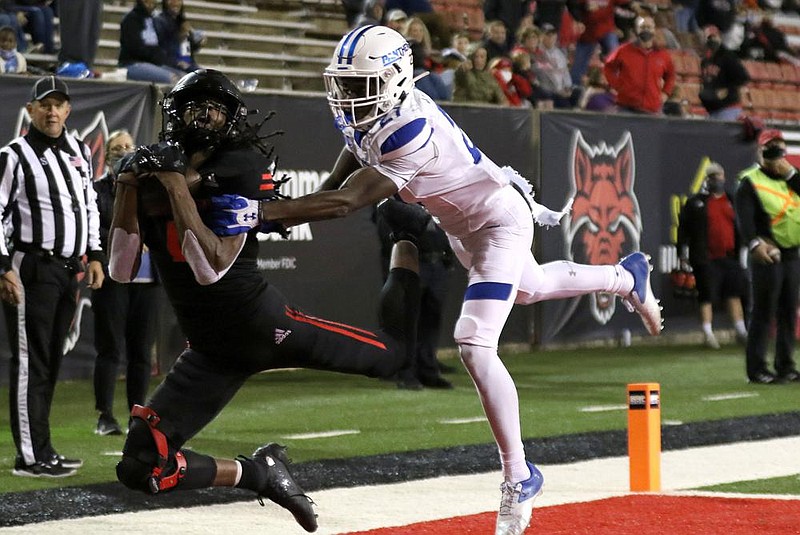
[1,343,798,494]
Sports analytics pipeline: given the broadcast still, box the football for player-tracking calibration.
[137,169,203,217]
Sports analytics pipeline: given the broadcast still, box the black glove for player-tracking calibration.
[376,198,431,244]
[128,141,188,176]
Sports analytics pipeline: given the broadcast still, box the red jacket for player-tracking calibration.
[603,42,675,114]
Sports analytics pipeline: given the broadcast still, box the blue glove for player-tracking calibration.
[206,194,260,236]
[207,194,289,238]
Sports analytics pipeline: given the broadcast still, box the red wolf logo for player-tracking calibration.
[563,131,642,325]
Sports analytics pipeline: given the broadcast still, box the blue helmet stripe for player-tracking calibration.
[339,25,375,66]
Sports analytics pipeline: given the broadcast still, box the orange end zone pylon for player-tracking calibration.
[627,383,661,491]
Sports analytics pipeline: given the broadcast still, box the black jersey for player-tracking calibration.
[138,146,275,352]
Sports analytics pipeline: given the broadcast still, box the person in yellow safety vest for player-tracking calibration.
[735,129,800,384]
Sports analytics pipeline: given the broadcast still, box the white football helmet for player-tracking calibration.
[324,25,414,130]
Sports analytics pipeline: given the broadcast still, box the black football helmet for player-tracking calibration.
[160,69,248,153]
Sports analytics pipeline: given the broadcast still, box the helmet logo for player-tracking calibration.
[379,42,410,67]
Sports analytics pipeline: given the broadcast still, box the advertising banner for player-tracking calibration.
[536,111,756,345]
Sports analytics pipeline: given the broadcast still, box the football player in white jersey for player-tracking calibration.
[209,25,663,535]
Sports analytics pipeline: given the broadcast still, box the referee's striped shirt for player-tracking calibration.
[0,126,104,271]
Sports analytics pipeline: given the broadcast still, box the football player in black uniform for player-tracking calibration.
[108,69,421,533]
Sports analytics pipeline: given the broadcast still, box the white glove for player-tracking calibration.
[532,197,573,228]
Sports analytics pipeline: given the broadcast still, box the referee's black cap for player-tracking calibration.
[30,76,70,102]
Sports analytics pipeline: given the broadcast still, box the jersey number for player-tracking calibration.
[437,106,481,165]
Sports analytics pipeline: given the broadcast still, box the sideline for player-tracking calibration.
[2,436,799,535]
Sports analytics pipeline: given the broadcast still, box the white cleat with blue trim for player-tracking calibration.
[495,462,544,535]
[619,252,663,336]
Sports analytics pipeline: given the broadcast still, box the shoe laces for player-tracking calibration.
[498,481,521,516]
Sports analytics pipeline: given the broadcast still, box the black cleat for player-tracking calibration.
[246,443,317,532]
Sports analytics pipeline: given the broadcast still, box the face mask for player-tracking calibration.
[762,146,786,160]
[706,38,721,50]
[707,180,725,194]
[499,70,512,83]
[638,31,654,42]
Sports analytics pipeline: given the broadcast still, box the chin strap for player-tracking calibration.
[130,404,187,494]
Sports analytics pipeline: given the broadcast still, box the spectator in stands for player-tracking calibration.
[438,47,467,99]
[57,1,102,73]
[485,0,534,51]
[654,11,680,50]
[385,8,407,32]
[13,0,55,54]
[453,45,509,104]
[341,0,366,27]
[568,0,628,83]
[695,0,737,49]
[579,65,617,111]
[156,0,206,73]
[490,56,532,106]
[699,25,750,121]
[483,19,511,61]
[0,24,25,73]
[451,30,472,58]
[740,16,800,65]
[119,0,186,84]
[403,16,434,67]
[0,2,26,51]
[532,23,579,108]
[353,0,386,28]
[386,0,449,49]
[410,40,449,100]
[510,48,541,106]
[673,0,699,34]
[604,15,676,114]
[534,0,568,34]
[678,162,749,349]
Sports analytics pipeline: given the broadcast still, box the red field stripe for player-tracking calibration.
[343,495,800,534]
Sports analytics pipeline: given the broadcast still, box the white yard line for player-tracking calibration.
[2,436,799,535]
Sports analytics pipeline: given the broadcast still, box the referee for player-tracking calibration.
[0,76,105,478]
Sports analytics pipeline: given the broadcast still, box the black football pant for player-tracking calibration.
[5,252,78,466]
[120,266,419,488]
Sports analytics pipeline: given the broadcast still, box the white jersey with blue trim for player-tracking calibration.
[340,89,516,238]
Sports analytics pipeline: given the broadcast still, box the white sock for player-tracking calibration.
[233,459,243,486]
[702,322,713,336]
[459,344,529,482]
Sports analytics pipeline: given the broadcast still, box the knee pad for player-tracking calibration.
[454,315,480,345]
[117,405,186,494]
[117,454,157,494]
